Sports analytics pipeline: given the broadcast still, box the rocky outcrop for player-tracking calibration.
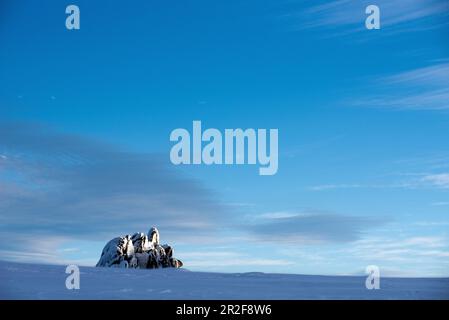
[96,227,183,269]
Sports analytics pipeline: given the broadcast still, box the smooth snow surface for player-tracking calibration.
[1,261,448,299]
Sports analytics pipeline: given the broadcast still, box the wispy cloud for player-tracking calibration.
[352,62,449,111]
[282,0,449,35]
[430,202,449,207]
[308,184,363,191]
[344,235,449,264]
[269,222,449,276]
[421,173,449,188]
[245,211,387,243]
[0,233,97,266]
[257,211,304,219]
[308,182,417,191]
[309,171,449,192]
[385,63,449,86]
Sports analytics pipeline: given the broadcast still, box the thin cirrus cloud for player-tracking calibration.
[431,202,449,207]
[282,0,449,34]
[351,62,449,111]
[308,172,449,192]
[421,173,449,188]
[344,235,449,264]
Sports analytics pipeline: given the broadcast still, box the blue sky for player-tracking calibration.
[1,0,449,276]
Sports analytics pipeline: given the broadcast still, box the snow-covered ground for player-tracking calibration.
[1,260,448,299]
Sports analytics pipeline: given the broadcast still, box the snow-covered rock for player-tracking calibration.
[96,235,135,268]
[96,227,182,269]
